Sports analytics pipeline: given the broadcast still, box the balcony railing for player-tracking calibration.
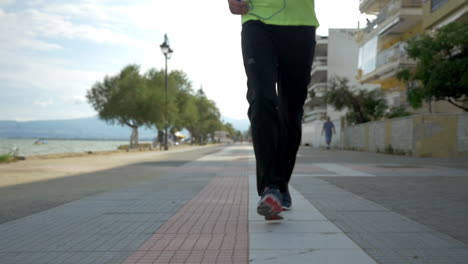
[308,83,327,93]
[363,0,422,33]
[303,108,327,123]
[359,0,390,12]
[376,43,408,68]
[311,57,328,72]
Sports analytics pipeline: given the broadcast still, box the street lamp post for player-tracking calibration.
[160,34,173,151]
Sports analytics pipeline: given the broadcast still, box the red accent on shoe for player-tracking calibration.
[264,195,282,213]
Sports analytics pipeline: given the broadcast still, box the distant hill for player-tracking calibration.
[222,117,250,132]
[0,116,250,140]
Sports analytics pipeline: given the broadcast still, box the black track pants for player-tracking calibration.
[241,20,316,196]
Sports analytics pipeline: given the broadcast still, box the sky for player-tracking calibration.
[0,0,372,121]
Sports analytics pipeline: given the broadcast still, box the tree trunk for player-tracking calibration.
[130,127,139,148]
[447,98,468,112]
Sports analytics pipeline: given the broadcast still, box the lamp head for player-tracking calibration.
[167,48,173,59]
[160,34,170,55]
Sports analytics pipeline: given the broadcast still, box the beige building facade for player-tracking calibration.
[302,29,378,148]
[357,0,468,113]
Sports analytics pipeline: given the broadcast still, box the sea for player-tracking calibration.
[0,139,152,157]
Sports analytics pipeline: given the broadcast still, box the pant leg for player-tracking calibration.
[274,26,316,192]
[241,21,281,195]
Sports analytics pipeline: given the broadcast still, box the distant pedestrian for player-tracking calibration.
[157,130,164,151]
[321,117,335,149]
[228,0,319,220]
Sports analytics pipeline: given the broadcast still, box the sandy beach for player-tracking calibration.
[0,145,211,188]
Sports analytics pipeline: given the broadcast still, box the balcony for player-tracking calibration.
[308,83,327,95]
[423,0,467,29]
[362,0,422,38]
[311,57,328,73]
[360,42,415,82]
[376,43,408,68]
[305,96,326,108]
[303,107,327,123]
[305,83,327,109]
[315,36,328,57]
[360,0,392,14]
[431,0,448,11]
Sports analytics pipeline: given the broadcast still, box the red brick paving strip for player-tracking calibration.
[123,161,249,264]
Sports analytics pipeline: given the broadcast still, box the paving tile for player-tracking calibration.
[293,176,468,264]
[249,220,341,233]
[315,163,374,176]
[250,249,377,264]
[121,147,250,264]
[365,248,468,264]
[0,147,224,264]
[250,232,361,250]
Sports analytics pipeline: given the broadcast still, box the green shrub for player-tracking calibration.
[384,144,394,154]
[385,106,411,119]
[0,154,13,163]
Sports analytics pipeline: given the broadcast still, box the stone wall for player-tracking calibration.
[457,114,468,152]
[339,114,468,157]
[368,121,386,152]
[391,117,413,152]
[344,124,366,150]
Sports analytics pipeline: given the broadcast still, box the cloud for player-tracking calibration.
[43,2,111,21]
[0,83,96,121]
[62,95,87,105]
[0,1,148,54]
[1,61,104,97]
[0,0,15,7]
[33,98,54,107]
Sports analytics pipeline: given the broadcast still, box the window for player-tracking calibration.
[431,0,448,11]
[358,37,378,75]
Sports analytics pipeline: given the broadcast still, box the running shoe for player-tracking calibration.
[257,187,283,220]
[281,190,292,211]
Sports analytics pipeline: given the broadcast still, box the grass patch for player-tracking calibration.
[0,154,14,163]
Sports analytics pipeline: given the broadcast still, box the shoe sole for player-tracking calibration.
[257,195,283,220]
[265,214,283,220]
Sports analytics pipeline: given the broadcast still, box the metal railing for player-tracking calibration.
[363,0,422,33]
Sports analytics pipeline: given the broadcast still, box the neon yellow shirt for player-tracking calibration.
[242,0,319,27]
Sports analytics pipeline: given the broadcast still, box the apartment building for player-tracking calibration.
[423,0,468,30]
[356,0,424,108]
[302,29,376,148]
[303,35,328,124]
[419,0,468,112]
[357,0,467,113]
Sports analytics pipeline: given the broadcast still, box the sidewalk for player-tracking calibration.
[0,145,467,263]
